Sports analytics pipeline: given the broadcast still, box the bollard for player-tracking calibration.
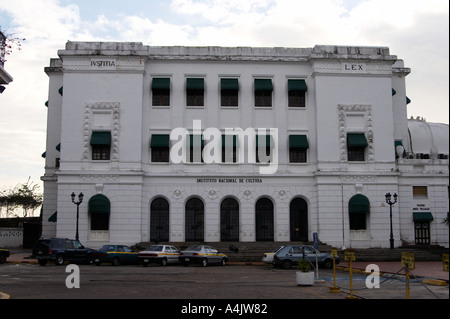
[344,249,358,299]
[329,248,340,293]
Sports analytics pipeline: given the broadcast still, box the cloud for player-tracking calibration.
[0,0,448,191]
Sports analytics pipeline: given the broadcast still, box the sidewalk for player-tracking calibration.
[338,261,449,282]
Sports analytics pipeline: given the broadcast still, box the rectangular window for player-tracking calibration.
[187,78,204,107]
[255,79,273,107]
[256,135,274,163]
[413,186,428,198]
[152,78,171,106]
[289,135,309,163]
[92,145,111,161]
[347,133,368,162]
[288,80,307,108]
[222,135,238,163]
[90,132,111,161]
[290,149,307,163]
[151,134,170,163]
[221,79,239,107]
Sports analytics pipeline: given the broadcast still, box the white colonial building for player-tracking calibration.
[41,42,449,249]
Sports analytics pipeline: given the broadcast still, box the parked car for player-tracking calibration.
[262,246,284,264]
[0,247,10,264]
[95,245,139,266]
[32,238,99,266]
[179,245,228,267]
[273,245,339,269]
[138,245,180,266]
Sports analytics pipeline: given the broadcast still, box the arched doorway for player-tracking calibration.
[88,194,110,241]
[150,197,169,242]
[185,197,204,241]
[255,197,274,241]
[290,198,308,241]
[220,198,239,241]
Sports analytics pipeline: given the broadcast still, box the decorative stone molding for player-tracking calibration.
[82,102,120,161]
[338,104,374,162]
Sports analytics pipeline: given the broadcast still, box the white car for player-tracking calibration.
[138,245,180,266]
[262,246,284,264]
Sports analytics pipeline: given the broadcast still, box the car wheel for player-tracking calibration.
[201,258,208,267]
[282,260,292,269]
[55,254,65,266]
[112,257,120,266]
[220,258,226,267]
[323,259,333,269]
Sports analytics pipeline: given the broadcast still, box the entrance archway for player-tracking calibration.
[290,198,308,241]
[220,198,239,241]
[255,197,274,241]
[185,197,204,241]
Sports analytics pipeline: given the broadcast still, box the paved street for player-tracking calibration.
[1,262,448,301]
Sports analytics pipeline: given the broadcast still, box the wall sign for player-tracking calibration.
[196,178,263,184]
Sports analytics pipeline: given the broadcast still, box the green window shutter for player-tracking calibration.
[186,78,204,90]
[221,79,239,91]
[289,135,309,149]
[254,79,273,91]
[90,132,111,145]
[413,213,434,222]
[288,80,307,92]
[151,134,170,148]
[347,133,368,148]
[48,211,57,223]
[89,195,111,214]
[152,78,170,90]
[349,195,370,214]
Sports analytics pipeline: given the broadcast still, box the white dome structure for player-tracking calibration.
[407,118,449,159]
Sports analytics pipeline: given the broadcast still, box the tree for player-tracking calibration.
[0,178,43,217]
[0,26,26,65]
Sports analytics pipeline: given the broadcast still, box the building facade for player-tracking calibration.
[0,31,14,94]
[41,42,449,249]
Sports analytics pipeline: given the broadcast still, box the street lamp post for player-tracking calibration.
[385,192,398,249]
[71,192,84,241]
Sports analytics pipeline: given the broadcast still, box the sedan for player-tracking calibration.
[179,245,228,267]
[95,245,139,266]
[138,245,180,266]
[262,246,284,264]
[273,245,339,269]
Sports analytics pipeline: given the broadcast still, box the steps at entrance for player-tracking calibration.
[133,242,449,263]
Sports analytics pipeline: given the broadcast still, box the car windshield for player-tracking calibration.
[146,245,163,251]
[73,241,84,249]
[185,245,203,251]
[99,245,115,252]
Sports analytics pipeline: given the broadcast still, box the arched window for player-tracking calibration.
[89,195,110,231]
[290,198,308,241]
[349,194,370,230]
[255,197,274,241]
[185,197,204,241]
[150,197,169,242]
[220,198,239,242]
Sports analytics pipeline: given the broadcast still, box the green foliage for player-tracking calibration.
[297,260,311,273]
[0,178,43,217]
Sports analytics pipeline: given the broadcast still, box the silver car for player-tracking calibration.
[179,245,228,267]
[273,245,339,269]
[138,245,180,266]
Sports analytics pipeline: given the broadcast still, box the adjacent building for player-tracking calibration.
[0,31,14,94]
[41,42,449,249]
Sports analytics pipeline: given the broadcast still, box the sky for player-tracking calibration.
[0,0,448,194]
